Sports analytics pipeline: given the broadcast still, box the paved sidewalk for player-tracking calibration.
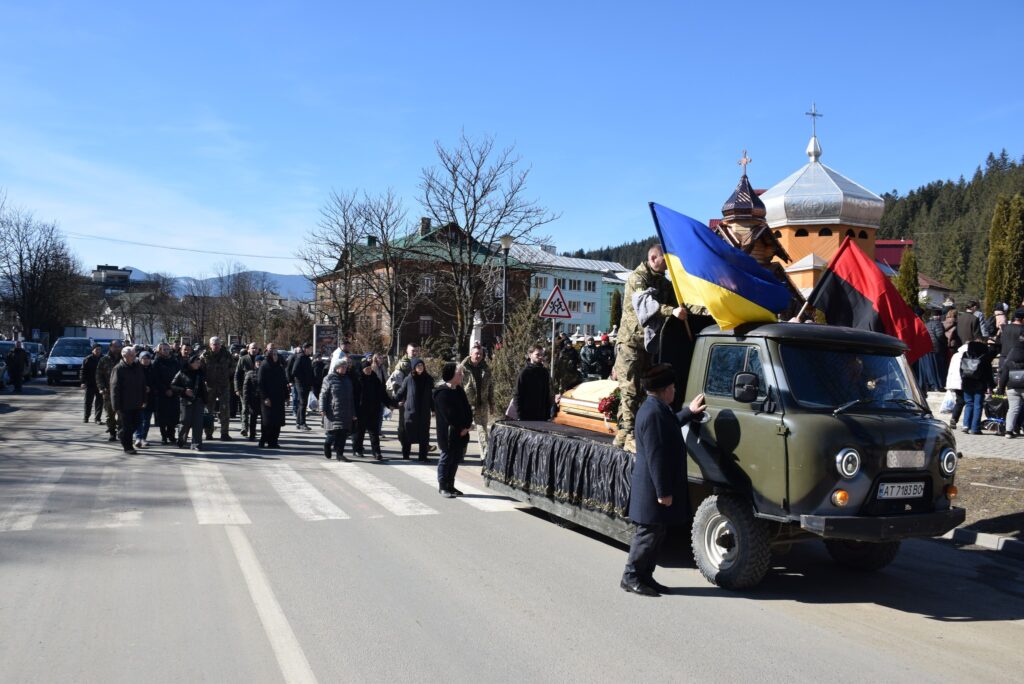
[925,391,1024,461]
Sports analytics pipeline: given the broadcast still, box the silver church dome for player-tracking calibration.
[761,136,884,229]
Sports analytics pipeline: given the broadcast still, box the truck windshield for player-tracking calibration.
[52,340,93,357]
[780,345,924,411]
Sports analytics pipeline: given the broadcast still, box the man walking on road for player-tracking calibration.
[459,343,495,458]
[288,342,315,431]
[96,340,123,442]
[4,340,30,393]
[201,336,234,441]
[80,344,103,423]
[234,342,258,437]
[109,347,147,455]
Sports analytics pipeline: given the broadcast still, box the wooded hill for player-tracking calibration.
[568,150,1024,304]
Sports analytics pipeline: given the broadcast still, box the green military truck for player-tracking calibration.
[484,323,966,589]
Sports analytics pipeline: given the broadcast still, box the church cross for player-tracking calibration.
[805,102,823,137]
[737,149,752,175]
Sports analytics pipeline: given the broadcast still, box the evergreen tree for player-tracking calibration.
[491,296,546,414]
[894,248,920,309]
[984,195,1011,312]
[609,289,622,332]
[1004,193,1024,309]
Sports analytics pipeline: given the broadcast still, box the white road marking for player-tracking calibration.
[263,464,349,521]
[0,468,66,532]
[182,462,251,525]
[391,464,518,512]
[224,525,318,684]
[86,466,142,529]
[321,462,438,517]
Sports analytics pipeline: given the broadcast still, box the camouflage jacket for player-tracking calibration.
[459,356,494,414]
[387,354,413,396]
[201,346,235,387]
[96,351,122,392]
[553,346,582,394]
[619,261,678,348]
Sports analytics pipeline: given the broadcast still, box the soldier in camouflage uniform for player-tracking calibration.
[96,340,123,441]
[552,338,583,394]
[613,245,697,451]
[387,342,420,450]
[201,336,235,440]
[459,344,495,458]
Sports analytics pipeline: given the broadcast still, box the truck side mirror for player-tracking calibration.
[733,372,759,403]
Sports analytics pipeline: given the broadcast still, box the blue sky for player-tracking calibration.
[1,1,1021,277]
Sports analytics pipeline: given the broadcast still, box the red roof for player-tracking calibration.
[918,273,952,291]
[875,239,913,268]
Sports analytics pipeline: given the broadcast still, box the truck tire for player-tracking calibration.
[691,494,771,589]
[824,540,901,571]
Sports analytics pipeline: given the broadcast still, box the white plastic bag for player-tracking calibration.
[307,393,319,412]
[939,390,955,414]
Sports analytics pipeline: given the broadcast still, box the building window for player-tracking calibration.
[421,275,435,294]
[773,230,782,238]
[584,280,596,293]
[584,302,595,314]
[568,300,580,312]
[375,312,383,331]
[555,277,566,289]
[586,324,596,335]
[568,279,581,291]
[418,316,433,336]
[794,229,808,237]
[845,229,855,237]
[818,228,833,237]
[534,276,548,289]
[859,230,869,239]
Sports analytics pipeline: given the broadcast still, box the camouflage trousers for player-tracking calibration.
[613,343,651,436]
[207,383,231,438]
[472,410,491,460]
[102,392,119,436]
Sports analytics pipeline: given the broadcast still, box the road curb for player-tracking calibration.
[939,528,1024,559]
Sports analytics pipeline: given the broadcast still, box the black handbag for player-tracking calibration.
[1008,369,1024,390]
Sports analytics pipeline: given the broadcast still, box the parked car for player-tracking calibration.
[0,341,33,385]
[46,337,94,385]
[23,342,47,377]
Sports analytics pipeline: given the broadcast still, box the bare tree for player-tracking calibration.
[213,261,275,343]
[181,274,214,343]
[418,132,557,355]
[298,190,369,337]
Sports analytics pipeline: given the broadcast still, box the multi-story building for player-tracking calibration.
[510,245,626,337]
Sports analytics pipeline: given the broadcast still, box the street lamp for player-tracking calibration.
[499,234,514,335]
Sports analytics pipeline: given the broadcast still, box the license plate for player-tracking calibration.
[877,482,925,499]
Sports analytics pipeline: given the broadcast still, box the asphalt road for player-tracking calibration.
[1,383,1022,683]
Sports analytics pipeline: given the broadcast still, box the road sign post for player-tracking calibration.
[539,286,572,379]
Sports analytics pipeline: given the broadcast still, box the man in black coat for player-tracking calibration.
[80,344,104,423]
[621,363,705,597]
[353,359,387,460]
[289,342,315,431]
[434,362,473,498]
[5,340,30,393]
[514,345,552,421]
[234,343,257,436]
[109,347,148,455]
[1000,309,1024,361]
[151,343,181,445]
[956,301,982,349]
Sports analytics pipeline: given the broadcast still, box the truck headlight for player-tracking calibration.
[939,448,958,477]
[835,448,861,479]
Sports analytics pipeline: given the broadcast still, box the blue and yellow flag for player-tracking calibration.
[649,202,790,330]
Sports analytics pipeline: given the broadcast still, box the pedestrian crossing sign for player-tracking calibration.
[539,285,572,319]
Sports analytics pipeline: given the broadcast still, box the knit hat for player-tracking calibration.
[188,353,203,365]
[139,351,152,359]
[441,362,458,382]
[254,355,265,363]
[642,363,676,391]
[600,334,609,342]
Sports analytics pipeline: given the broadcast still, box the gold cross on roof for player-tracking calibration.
[738,149,752,175]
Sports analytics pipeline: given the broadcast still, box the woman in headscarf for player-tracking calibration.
[319,355,356,461]
[257,348,289,448]
[395,358,434,461]
[353,357,387,460]
[171,354,209,451]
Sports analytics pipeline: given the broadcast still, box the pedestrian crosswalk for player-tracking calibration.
[0,460,519,533]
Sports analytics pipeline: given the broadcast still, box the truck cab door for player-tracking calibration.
[692,342,788,518]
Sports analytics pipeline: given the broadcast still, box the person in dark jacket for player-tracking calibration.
[956,302,982,350]
[312,354,329,400]
[395,358,434,461]
[997,343,1024,437]
[234,343,258,437]
[923,309,949,388]
[97,340,123,441]
[1000,309,1024,361]
[514,345,552,421]
[172,354,209,450]
[319,356,356,461]
[132,351,157,448]
[242,356,263,441]
[257,349,289,448]
[109,347,148,455]
[4,340,30,393]
[152,343,181,445]
[80,344,104,423]
[434,362,473,498]
[288,342,315,431]
[579,337,598,377]
[621,363,706,597]
[353,358,387,460]
[960,338,994,435]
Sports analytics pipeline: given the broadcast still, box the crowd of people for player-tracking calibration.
[79,336,498,499]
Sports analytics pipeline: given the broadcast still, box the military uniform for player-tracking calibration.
[553,344,582,394]
[388,354,414,447]
[96,350,122,438]
[613,261,682,448]
[202,346,235,438]
[234,352,256,436]
[459,355,495,458]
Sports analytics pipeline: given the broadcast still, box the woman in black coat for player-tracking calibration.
[151,344,181,444]
[257,349,289,448]
[515,346,552,421]
[353,359,387,460]
[171,355,209,450]
[433,362,473,498]
[395,358,433,461]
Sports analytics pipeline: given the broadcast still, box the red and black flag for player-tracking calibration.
[807,237,932,362]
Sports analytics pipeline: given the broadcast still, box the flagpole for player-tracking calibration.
[803,236,852,316]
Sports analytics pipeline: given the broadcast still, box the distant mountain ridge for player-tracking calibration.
[125,267,314,300]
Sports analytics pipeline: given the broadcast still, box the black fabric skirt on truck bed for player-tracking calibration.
[483,421,635,543]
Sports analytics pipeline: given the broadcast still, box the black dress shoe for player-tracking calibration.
[620,579,659,597]
[124,448,138,455]
[450,486,464,496]
[374,452,384,461]
[336,454,351,463]
[440,489,456,499]
[107,434,118,442]
[220,434,233,441]
[647,578,672,594]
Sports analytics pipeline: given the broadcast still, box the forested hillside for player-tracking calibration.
[563,236,656,268]
[879,150,1024,299]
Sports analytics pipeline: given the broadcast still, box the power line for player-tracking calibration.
[65,231,301,261]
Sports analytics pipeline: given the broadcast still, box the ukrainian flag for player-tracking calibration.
[649,202,790,331]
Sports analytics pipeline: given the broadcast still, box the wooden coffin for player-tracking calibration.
[553,378,618,435]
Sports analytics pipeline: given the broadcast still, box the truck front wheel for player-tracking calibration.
[824,540,901,571]
[691,494,771,590]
